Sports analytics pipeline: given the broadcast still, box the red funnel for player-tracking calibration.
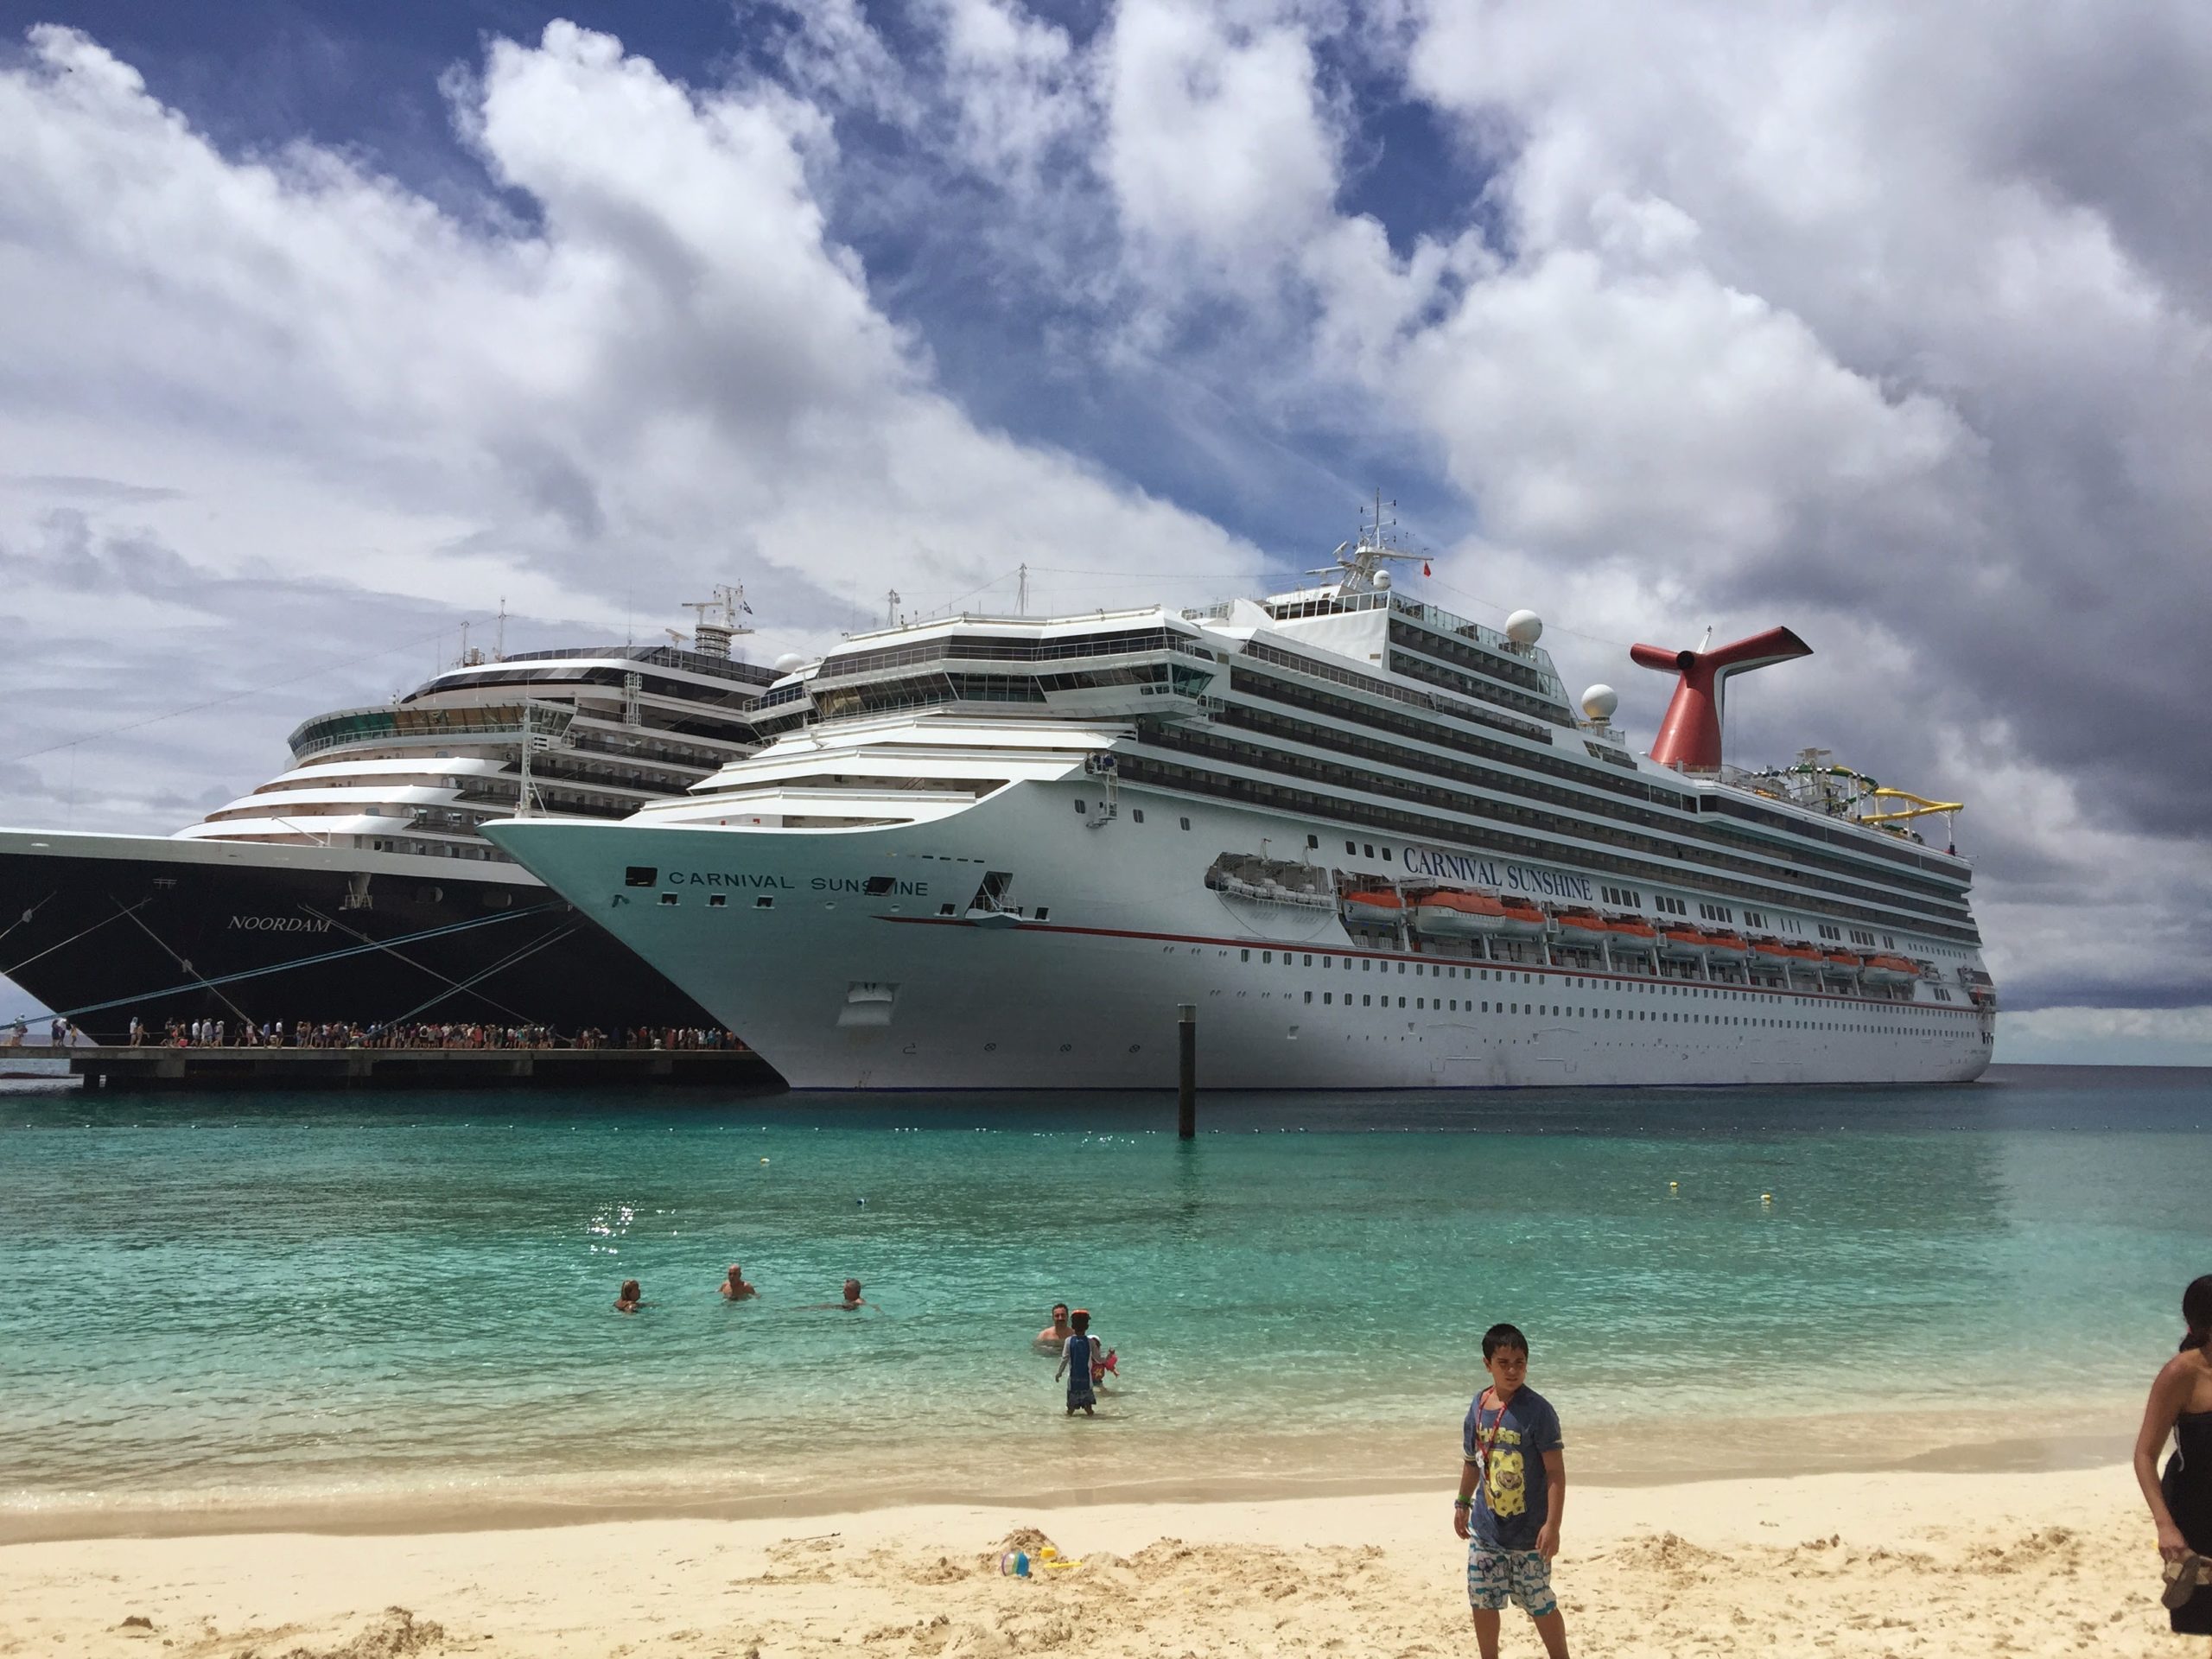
[1629,626,1812,771]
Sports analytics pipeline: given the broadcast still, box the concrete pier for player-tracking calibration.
[0,1045,777,1092]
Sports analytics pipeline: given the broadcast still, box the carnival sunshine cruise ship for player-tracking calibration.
[485,536,1997,1090]
[0,592,778,1038]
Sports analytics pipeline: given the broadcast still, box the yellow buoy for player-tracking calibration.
[1761,1192,1773,1205]
[760,1157,771,1165]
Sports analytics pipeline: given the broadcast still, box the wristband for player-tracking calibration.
[1452,1498,1472,1510]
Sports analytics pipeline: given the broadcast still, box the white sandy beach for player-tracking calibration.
[0,1465,2185,1658]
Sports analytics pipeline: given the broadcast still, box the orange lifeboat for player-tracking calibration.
[1822,950,1863,975]
[1660,925,1711,961]
[1750,936,1793,962]
[1550,906,1611,947]
[1342,888,1404,928]
[1413,889,1508,939]
[1703,928,1750,962]
[1497,896,1547,937]
[1606,917,1657,954]
[1862,953,1918,986]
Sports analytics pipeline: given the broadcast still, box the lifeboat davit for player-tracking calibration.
[1703,928,1750,962]
[1550,906,1611,947]
[1414,889,1508,938]
[1497,896,1547,937]
[1659,925,1710,962]
[1862,953,1917,986]
[1343,888,1405,928]
[1607,917,1657,953]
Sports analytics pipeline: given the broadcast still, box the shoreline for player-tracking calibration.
[0,1465,2177,1657]
[0,1419,2139,1547]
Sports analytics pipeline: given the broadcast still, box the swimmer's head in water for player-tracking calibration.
[1052,1303,1069,1322]
[843,1279,862,1302]
[620,1280,641,1300]
[1070,1309,1090,1332]
[728,1265,744,1281]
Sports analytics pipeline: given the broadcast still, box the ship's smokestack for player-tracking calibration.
[1629,626,1812,772]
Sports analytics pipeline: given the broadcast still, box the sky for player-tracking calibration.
[1,1,2207,1064]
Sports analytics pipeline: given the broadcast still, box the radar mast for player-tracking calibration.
[683,585,755,659]
[1306,489,1424,595]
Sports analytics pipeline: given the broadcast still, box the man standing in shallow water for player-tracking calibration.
[1455,1322,1569,1658]
[1035,1303,1071,1352]
[719,1265,758,1300]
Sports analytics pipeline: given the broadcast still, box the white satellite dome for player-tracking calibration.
[1580,683,1619,722]
[773,652,807,673]
[1372,570,1393,590]
[1505,609,1543,645]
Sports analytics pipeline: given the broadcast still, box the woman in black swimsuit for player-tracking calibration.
[2137,1274,2212,1642]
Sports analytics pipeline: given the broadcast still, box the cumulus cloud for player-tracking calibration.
[1103,0,1339,277]
[0,17,1261,833]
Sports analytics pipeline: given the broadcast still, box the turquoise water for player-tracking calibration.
[1,1065,2205,1537]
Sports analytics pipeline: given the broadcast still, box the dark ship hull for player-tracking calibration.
[0,828,734,1042]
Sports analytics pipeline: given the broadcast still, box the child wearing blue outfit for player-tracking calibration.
[1454,1323,1569,1658]
[1056,1309,1098,1415]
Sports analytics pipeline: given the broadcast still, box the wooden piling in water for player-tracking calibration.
[1177,1004,1197,1138]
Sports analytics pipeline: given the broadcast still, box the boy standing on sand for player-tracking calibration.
[1454,1323,1568,1658]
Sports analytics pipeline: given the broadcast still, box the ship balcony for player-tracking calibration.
[286,700,575,761]
[652,781,1000,830]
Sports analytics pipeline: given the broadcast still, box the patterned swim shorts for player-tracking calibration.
[1467,1543,1556,1616]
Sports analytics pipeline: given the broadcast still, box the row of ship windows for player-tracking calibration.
[1194,690,1973,925]
[1218,667,1962,902]
[1678,898,1897,950]
[1085,807,1924,957]
[1238,643,1558,749]
[1086,780,1958,957]
[1387,644,1566,726]
[1223,950,1948,1007]
[1118,750,1979,947]
[1383,616,1559,702]
[655,891,1065,921]
[1277,992,1971,1028]
[1198,691,1967,915]
[1248,632,1955,881]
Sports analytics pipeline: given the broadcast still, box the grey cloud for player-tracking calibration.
[3,474,186,504]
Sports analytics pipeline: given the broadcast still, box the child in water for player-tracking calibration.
[1055,1309,1098,1416]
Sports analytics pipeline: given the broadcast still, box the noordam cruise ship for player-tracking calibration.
[0,593,775,1037]
[486,538,1997,1089]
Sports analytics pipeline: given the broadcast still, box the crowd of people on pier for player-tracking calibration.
[101,1016,747,1052]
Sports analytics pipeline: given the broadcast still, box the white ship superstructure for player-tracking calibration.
[487,542,1996,1089]
[180,645,768,860]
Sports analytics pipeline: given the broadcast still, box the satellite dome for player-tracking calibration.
[773,652,806,673]
[1505,609,1543,645]
[1373,570,1394,591]
[1580,683,1618,721]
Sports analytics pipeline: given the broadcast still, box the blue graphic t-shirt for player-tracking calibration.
[1462,1385,1564,1550]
